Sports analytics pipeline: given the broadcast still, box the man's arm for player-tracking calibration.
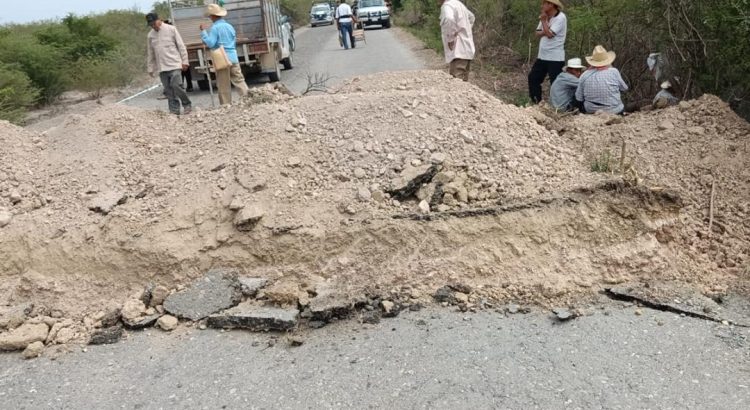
[617,71,629,92]
[201,25,220,49]
[440,5,458,50]
[537,15,555,39]
[146,37,156,76]
[575,74,585,102]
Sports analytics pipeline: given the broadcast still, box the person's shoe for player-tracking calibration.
[183,107,192,115]
[186,88,194,92]
[157,95,168,100]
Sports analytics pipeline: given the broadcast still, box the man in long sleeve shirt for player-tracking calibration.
[200,4,249,105]
[146,13,192,115]
[576,45,629,114]
[439,0,475,81]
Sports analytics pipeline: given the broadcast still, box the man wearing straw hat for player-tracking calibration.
[575,45,629,114]
[528,0,567,104]
[200,3,249,105]
[549,57,585,112]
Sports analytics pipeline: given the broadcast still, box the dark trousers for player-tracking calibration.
[339,22,355,49]
[528,59,565,104]
[160,69,191,114]
[182,69,193,91]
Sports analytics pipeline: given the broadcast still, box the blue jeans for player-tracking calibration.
[339,22,355,49]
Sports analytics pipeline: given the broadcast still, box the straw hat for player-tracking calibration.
[545,0,564,10]
[563,57,584,71]
[586,45,616,67]
[204,4,227,17]
[660,81,672,89]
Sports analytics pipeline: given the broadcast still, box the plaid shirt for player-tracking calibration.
[575,67,629,114]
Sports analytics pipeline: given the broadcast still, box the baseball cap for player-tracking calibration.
[145,13,159,26]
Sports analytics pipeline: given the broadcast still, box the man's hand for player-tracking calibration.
[182,64,189,72]
[199,23,208,31]
[448,40,455,51]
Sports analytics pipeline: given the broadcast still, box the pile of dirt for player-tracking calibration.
[1,70,748,345]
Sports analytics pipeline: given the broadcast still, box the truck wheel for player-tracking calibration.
[282,53,293,70]
[383,20,391,29]
[197,79,210,91]
[268,63,281,82]
[289,35,296,52]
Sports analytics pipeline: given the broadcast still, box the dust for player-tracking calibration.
[0,70,748,322]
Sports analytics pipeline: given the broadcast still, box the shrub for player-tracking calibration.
[0,64,40,124]
[36,14,117,61]
[69,51,135,99]
[0,34,68,103]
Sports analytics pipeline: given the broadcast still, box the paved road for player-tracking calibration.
[122,25,424,111]
[1,305,748,409]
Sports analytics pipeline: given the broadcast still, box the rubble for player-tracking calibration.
[309,285,354,322]
[207,303,299,331]
[0,323,49,351]
[0,303,33,330]
[22,341,44,359]
[156,315,179,331]
[233,205,265,231]
[87,190,127,215]
[163,269,242,321]
[238,277,269,297]
[89,326,123,345]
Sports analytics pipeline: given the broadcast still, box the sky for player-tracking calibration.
[1,0,148,25]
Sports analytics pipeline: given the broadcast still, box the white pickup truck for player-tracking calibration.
[171,0,293,87]
[355,0,391,28]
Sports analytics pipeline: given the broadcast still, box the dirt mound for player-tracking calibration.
[1,70,748,324]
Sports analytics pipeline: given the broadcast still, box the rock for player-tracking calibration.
[429,153,447,165]
[553,308,574,321]
[0,323,49,351]
[399,108,414,118]
[459,130,474,143]
[353,168,367,179]
[381,300,395,313]
[235,174,267,192]
[454,292,469,304]
[388,165,440,200]
[506,304,520,314]
[357,187,372,202]
[448,283,472,294]
[657,120,675,131]
[286,156,302,167]
[233,205,265,231]
[0,209,12,227]
[239,277,269,297]
[22,341,44,359]
[418,200,430,214]
[229,197,244,211]
[288,336,305,347]
[123,313,161,330]
[157,315,179,331]
[309,285,354,322]
[121,299,146,323]
[362,310,381,324]
[207,303,299,331]
[285,123,296,133]
[98,307,121,328]
[149,286,170,307]
[433,286,456,304]
[88,190,127,215]
[0,303,33,330]
[89,326,123,345]
[163,269,242,321]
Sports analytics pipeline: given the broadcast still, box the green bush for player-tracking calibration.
[0,34,68,103]
[69,51,135,99]
[36,14,117,61]
[0,64,40,124]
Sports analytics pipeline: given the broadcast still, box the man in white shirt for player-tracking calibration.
[528,0,567,104]
[439,0,475,81]
[335,1,356,49]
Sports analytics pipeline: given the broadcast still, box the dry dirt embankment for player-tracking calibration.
[0,70,748,348]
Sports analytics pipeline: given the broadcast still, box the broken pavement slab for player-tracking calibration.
[308,285,354,322]
[207,303,299,331]
[88,190,127,215]
[89,326,123,345]
[606,282,750,327]
[163,269,243,321]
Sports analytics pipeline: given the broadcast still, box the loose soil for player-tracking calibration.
[1,70,748,325]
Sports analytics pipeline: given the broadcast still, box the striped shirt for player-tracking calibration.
[575,67,629,114]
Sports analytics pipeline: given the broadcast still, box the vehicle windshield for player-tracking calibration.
[312,5,330,12]
[360,0,385,7]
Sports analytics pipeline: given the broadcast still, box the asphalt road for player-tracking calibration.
[1,304,749,409]
[121,24,425,111]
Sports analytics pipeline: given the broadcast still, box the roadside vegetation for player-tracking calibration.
[0,11,149,124]
[396,0,750,119]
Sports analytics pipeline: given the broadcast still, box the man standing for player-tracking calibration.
[549,57,584,112]
[439,0,475,81]
[335,0,356,50]
[146,13,192,115]
[528,0,567,104]
[200,4,249,105]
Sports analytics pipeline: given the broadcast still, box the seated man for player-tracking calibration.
[653,80,679,109]
[575,45,628,114]
[550,57,585,112]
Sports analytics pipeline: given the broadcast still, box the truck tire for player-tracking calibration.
[383,19,391,29]
[282,53,293,70]
[268,63,281,82]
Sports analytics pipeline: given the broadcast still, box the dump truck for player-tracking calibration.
[171,0,293,88]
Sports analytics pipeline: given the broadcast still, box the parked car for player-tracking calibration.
[356,0,390,28]
[310,3,334,27]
